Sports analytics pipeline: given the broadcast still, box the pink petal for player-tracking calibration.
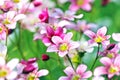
[108,74,114,79]
[47,45,58,52]
[100,57,112,66]
[76,64,87,74]
[64,32,73,42]
[6,71,17,79]
[52,36,63,44]
[69,4,79,11]
[69,41,79,50]
[0,57,5,66]
[14,14,26,21]
[112,33,120,42]
[7,11,16,19]
[37,69,49,77]
[82,3,91,11]
[59,76,70,80]
[114,55,120,66]
[58,51,68,57]
[94,66,107,76]
[82,71,92,78]
[64,66,75,76]
[97,26,107,36]
[84,30,95,39]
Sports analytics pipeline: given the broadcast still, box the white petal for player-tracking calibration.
[37,69,49,77]
[0,57,5,66]
[14,14,26,21]
[7,58,19,70]
[6,71,18,79]
[7,11,16,19]
[74,14,83,19]
[112,33,120,42]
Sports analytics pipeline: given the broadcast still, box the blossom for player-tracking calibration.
[39,8,49,23]
[84,26,110,45]
[1,11,26,29]
[47,32,79,57]
[92,76,105,80]
[59,64,92,80]
[94,55,120,78]
[0,57,19,80]
[69,0,93,11]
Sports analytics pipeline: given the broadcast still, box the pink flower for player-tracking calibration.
[84,26,110,45]
[69,0,93,11]
[94,55,120,78]
[34,26,65,46]
[59,64,92,80]
[0,57,19,80]
[47,32,79,57]
[39,8,49,23]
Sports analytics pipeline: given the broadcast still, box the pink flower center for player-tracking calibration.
[77,0,84,6]
[94,36,105,43]
[59,43,68,51]
[108,65,119,74]
[72,74,81,80]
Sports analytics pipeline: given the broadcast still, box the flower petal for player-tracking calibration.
[114,55,120,66]
[64,32,73,42]
[82,71,92,78]
[59,76,70,80]
[84,30,95,39]
[37,69,49,77]
[64,66,75,76]
[0,57,5,66]
[97,26,107,36]
[52,36,63,44]
[69,41,79,50]
[94,66,107,76]
[112,33,120,42]
[7,58,19,70]
[76,64,87,74]
[58,51,68,57]
[6,71,17,79]
[47,45,58,52]
[82,3,91,11]
[100,57,112,66]
[14,14,26,21]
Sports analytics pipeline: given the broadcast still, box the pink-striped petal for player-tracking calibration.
[114,55,120,66]
[97,26,107,36]
[64,66,75,76]
[64,32,73,42]
[58,51,68,57]
[76,64,87,74]
[84,30,95,39]
[100,57,112,66]
[112,33,120,42]
[59,76,70,80]
[52,36,63,44]
[82,71,92,78]
[47,45,58,52]
[69,41,79,50]
[94,66,107,76]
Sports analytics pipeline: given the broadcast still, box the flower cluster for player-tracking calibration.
[0,0,119,80]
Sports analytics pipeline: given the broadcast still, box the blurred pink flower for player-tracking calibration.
[0,24,7,40]
[39,8,49,23]
[84,26,110,45]
[69,0,93,11]
[59,64,92,80]
[47,32,79,57]
[94,55,120,78]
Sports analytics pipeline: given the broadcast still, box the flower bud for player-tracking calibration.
[42,54,50,61]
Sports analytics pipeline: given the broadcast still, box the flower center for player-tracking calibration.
[108,65,119,74]
[106,53,115,58]
[72,74,81,80]
[0,27,3,33]
[59,43,68,51]
[77,0,84,6]
[27,73,36,80]
[3,19,11,24]
[12,0,21,3]
[0,68,8,77]
[94,36,104,43]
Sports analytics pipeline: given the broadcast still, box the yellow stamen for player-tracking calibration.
[108,65,119,74]
[72,74,80,80]
[27,73,36,80]
[107,53,115,58]
[77,0,84,6]
[3,19,11,24]
[0,68,8,77]
[94,36,104,43]
[59,43,68,51]
[12,0,21,3]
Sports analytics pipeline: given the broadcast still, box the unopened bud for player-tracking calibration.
[42,54,50,61]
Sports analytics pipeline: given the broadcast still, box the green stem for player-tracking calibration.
[66,54,75,71]
[90,44,100,70]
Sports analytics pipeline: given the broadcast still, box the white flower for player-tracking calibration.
[0,43,7,58]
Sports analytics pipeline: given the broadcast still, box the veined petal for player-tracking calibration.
[14,14,26,21]
[82,3,91,11]
[59,76,70,80]
[64,66,75,76]
[64,32,73,42]
[112,33,120,42]
[37,69,49,77]
[58,51,68,57]
[82,71,92,78]
[69,41,79,50]
[47,45,58,52]
[100,57,112,66]
[94,66,107,76]
[84,30,95,39]
[7,58,19,70]
[7,11,16,19]
[6,22,16,29]
[76,64,87,74]
[97,26,107,36]
[114,55,120,66]
[52,36,63,44]
[6,71,17,79]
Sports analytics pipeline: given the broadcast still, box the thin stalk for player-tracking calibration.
[66,54,75,71]
[90,44,100,70]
